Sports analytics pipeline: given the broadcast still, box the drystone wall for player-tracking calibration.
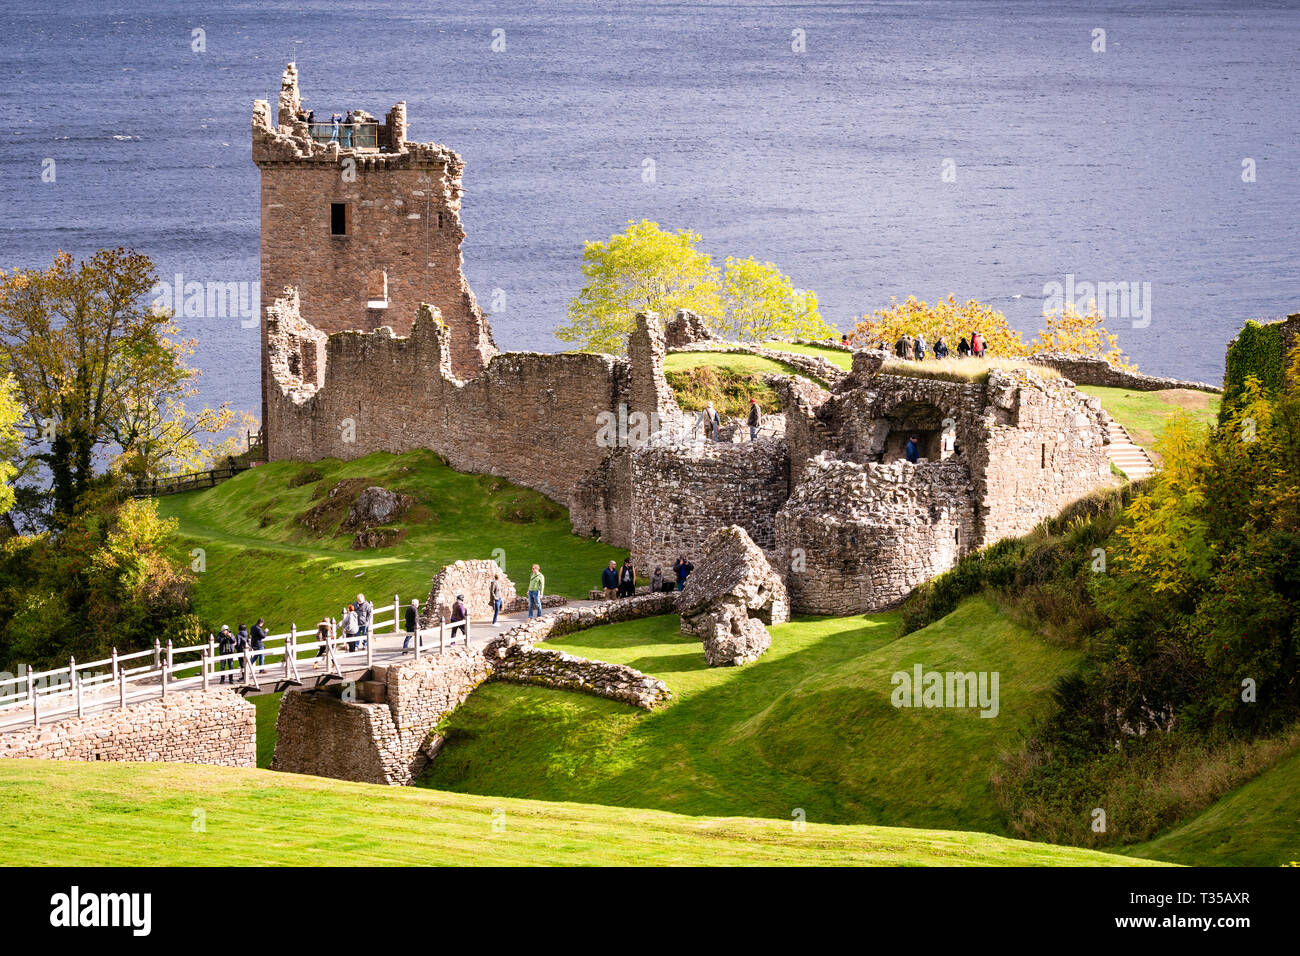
[489,645,671,709]
[1029,352,1221,393]
[775,456,977,614]
[271,647,489,785]
[628,439,790,575]
[0,691,255,767]
[423,559,516,624]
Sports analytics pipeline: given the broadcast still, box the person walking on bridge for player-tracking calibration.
[528,564,545,619]
[217,625,236,684]
[314,616,332,667]
[403,599,420,651]
[489,574,503,626]
[449,594,468,644]
[341,604,359,653]
[251,618,267,672]
[354,594,372,650]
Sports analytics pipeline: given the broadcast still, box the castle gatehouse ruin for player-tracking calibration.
[255,66,1115,615]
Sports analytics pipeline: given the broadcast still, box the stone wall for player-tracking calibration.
[628,439,790,575]
[482,591,679,656]
[0,690,255,767]
[490,645,671,709]
[1029,352,1221,393]
[271,647,489,785]
[775,457,977,614]
[423,559,516,624]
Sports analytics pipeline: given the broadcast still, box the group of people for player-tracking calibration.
[599,555,695,597]
[215,619,268,683]
[299,108,358,147]
[694,398,765,442]
[893,331,986,361]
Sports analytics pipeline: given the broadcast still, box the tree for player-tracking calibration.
[0,375,25,517]
[850,295,1029,356]
[557,220,722,355]
[0,249,237,524]
[718,256,834,342]
[1031,300,1135,370]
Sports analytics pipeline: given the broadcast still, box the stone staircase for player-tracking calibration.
[1103,413,1157,481]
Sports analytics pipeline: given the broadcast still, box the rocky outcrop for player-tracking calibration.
[664,309,714,348]
[677,525,788,666]
[346,486,412,529]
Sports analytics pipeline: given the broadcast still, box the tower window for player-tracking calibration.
[331,202,350,235]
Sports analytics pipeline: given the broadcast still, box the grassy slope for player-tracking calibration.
[1078,385,1220,450]
[420,597,1080,834]
[157,449,627,635]
[663,350,808,379]
[1122,746,1300,866]
[0,761,1156,866]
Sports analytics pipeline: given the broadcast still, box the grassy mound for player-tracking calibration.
[1122,744,1300,866]
[0,761,1158,866]
[419,597,1080,834]
[156,449,627,635]
[1077,385,1220,454]
[663,350,827,417]
[763,341,854,370]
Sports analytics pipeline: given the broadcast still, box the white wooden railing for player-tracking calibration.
[0,594,471,731]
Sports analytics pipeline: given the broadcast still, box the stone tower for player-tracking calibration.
[251,64,496,440]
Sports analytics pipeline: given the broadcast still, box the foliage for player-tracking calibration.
[557,220,830,354]
[0,250,243,526]
[1221,319,1285,419]
[664,365,782,420]
[0,374,25,517]
[1031,299,1136,370]
[850,294,1029,357]
[557,220,722,355]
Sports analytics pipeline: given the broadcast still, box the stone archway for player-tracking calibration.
[881,400,947,462]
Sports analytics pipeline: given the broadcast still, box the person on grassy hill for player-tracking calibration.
[449,594,467,643]
[402,600,419,650]
[674,555,694,591]
[217,625,236,684]
[747,398,762,441]
[528,565,545,619]
[341,604,359,653]
[651,567,666,592]
[618,557,636,597]
[894,334,909,358]
[250,618,267,671]
[602,560,619,599]
[489,574,503,627]
[970,330,985,357]
[958,336,971,358]
[354,594,372,651]
[913,334,927,361]
[905,435,920,464]
[935,336,950,359]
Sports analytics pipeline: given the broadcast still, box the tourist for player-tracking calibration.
[905,435,920,464]
[935,336,949,359]
[314,615,332,666]
[841,335,851,348]
[217,625,236,684]
[250,618,267,671]
[340,604,359,653]
[913,334,927,361]
[674,555,694,591]
[957,336,971,358]
[894,334,909,358]
[971,330,985,358]
[355,593,372,650]
[489,574,503,626]
[449,594,468,643]
[618,557,636,598]
[234,624,251,682]
[403,599,420,650]
[650,567,666,592]
[341,111,354,148]
[601,560,619,599]
[328,113,340,143]
[528,564,545,618]
[747,398,762,441]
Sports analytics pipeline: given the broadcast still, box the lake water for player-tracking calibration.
[1,0,1297,416]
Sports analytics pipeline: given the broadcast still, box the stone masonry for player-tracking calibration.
[423,559,516,626]
[0,690,255,767]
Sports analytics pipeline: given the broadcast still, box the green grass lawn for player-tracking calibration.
[663,350,808,379]
[0,760,1158,866]
[1079,385,1221,452]
[419,597,1081,834]
[763,341,854,370]
[1122,745,1300,867]
[157,449,627,636]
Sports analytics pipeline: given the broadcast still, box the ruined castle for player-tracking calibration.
[253,66,1115,617]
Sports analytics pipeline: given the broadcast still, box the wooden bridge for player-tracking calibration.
[0,596,479,733]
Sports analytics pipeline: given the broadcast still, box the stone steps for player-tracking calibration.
[1102,414,1157,480]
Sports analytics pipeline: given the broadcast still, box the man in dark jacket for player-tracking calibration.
[905,435,920,464]
[673,556,694,591]
[449,594,468,643]
[601,560,619,599]
[250,618,267,670]
[747,399,762,441]
[894,335,909,358]
[403,599,419,651]
[217,625,236,684]
[618,557,636,598]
